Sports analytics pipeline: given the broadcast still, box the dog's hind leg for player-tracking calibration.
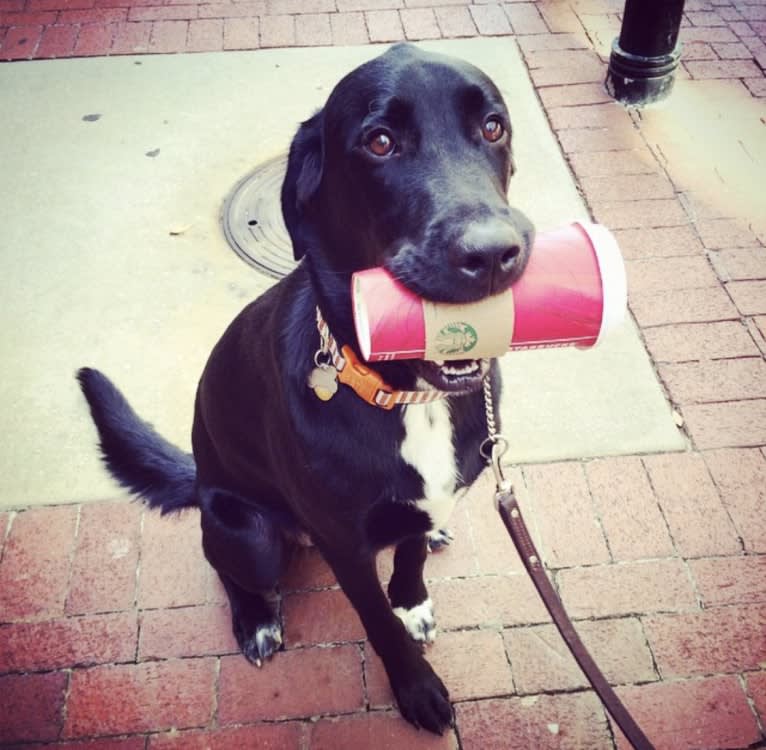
[199,486,287,666]
[426,528,454,552]
[218,573,283,666]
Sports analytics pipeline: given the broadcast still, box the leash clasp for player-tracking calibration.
[480,434,512,495]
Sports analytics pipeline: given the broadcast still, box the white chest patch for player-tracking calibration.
[400,401,460,530]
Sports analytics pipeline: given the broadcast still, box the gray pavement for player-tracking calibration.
[0,39,684,509]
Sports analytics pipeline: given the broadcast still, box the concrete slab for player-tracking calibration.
[0,39,685,509]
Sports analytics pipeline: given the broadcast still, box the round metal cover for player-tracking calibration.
[222,155,297,279]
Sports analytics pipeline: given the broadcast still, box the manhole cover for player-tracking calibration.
[222,155,297,279]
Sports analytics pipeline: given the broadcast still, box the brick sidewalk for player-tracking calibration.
[0,0,765,85]
[2,1,766,749]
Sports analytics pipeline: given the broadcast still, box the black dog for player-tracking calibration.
[78,43,533,735]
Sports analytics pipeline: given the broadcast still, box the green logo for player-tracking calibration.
[435,322,478,355]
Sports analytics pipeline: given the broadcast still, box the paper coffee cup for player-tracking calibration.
[352,222,627,362]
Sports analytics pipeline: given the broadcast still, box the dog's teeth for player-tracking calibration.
[441,360,480,377]
[434,359,445,366]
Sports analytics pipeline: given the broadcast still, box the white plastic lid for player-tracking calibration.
[576,221,627,345]
[352,275,373,361]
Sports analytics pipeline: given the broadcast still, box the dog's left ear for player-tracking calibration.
[281,110,324,261]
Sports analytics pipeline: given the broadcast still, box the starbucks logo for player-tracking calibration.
[435,322,478,355]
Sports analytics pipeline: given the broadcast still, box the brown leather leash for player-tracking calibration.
[481,376,655,750]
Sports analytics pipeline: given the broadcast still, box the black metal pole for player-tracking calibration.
[605,0,686,105]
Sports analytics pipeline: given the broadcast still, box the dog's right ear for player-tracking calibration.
[281,111,324,261]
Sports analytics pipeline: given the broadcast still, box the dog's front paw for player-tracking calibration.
[427,528,454,552]
[394,598,436,644]
[238,619,283,667]
[392,662,454,735]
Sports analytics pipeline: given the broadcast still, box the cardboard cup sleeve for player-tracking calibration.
[352,222,627,362]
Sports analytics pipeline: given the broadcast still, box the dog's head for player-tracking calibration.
[282,43,535,391]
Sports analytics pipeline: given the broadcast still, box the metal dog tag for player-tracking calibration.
[307,365,338,402]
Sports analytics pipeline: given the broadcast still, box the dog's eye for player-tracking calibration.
[367,131,395,158]
[482,116,505,143]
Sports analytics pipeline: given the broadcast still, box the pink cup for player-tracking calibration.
[352,222,627,362]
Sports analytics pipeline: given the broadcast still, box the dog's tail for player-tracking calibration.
[76,367,197,514]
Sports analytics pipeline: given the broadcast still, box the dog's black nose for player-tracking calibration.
[452,219,525,293]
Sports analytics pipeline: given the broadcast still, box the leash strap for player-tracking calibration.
[495,487,655,750]
[482,376,655,750]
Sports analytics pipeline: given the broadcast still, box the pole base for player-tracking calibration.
[605,39,682,106]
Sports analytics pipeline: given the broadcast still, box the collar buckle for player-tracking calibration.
[337,345,396,410]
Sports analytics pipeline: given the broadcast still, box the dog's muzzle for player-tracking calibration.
[450,217,526,296]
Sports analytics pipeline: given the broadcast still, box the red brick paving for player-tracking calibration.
[365,629,514,705]
[259,12,294,46]
[423,495,478,578]
[111,18,150,52]
[747,671,766,727]
[309,712,458,750]
[456,692,613,750]
[429,572,550,629]
[0,611,137,672]
[295,12,331,45]
[0,505,78,621]
[0,498,763,747]
[558,123,646,153]
[728,278,766,315]
[329,10,366,45]
[659,357,766,403]
[137,508,210,609]
[282,588,365,647]
[682,398,766,449]
[613,676,762,750]
[696,216,761,249]
[222,16,258,50]
[711,246,766,280]
[643,452,741,557]
[218,645,364,723]
[611,225,705,260]
[522,461,611,568]
[365,8,404,42]
[585,456,674,561]
[644,603,766,679]
[629,285,739,327]
[704,447,766,553]
[0,512,9,557]
[592,197,691,231]
[558,558,699,619]
[2,1,766,748]
[66,500,142,615]
[36,21,77,54]
[689,554,766,606]
[137,603,238,659]
[65,738,150,750]
[463,469,524,576]
[504,617,656,693]
[642,320,759,362]
[63,658,218,737]
[625,255,719,296]
[0,671,68,744]
[149,722,308,749]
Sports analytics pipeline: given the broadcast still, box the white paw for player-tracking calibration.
[251,621,283,667]
[427,527,454,552]
[393,598,437,644]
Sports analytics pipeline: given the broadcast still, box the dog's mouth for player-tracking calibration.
[415,358,490,392]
